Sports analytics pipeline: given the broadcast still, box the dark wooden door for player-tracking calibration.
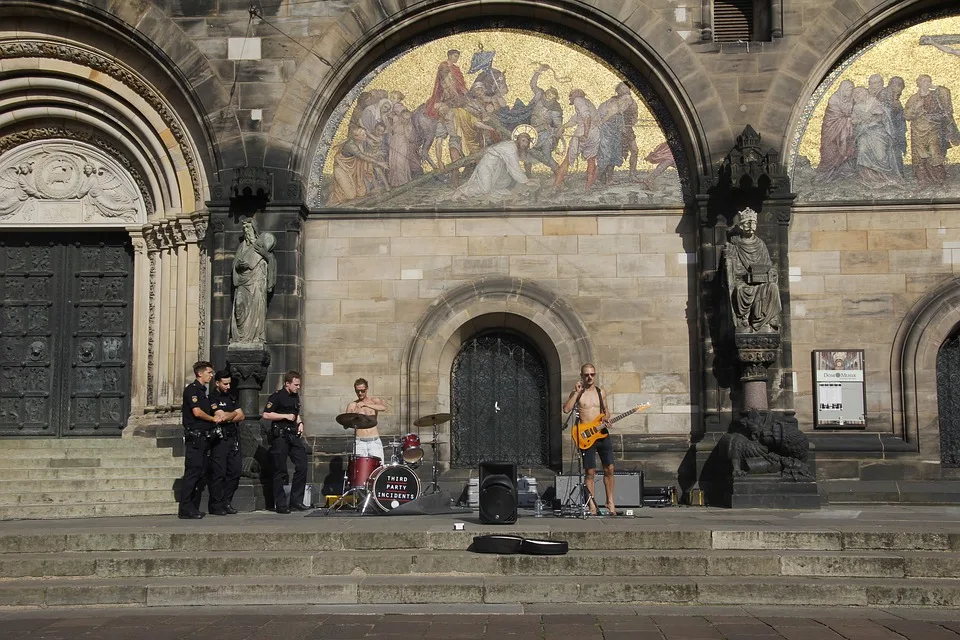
[0,233,133,437]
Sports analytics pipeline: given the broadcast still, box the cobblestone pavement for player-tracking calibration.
[4,605,960,639]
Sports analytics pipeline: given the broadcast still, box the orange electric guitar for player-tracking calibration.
[572,403,652,450]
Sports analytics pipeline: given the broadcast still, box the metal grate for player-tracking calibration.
[938,334,960,467]
[714,0,754,42]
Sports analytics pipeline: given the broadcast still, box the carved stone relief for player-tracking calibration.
[0,141,144,225]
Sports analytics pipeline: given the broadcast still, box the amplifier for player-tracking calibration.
[554,471,644,507]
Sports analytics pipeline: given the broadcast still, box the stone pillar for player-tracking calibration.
[192,213,210,360]
[700,0,713,42]
[145,228,160,409]
[735,332,781,410]
[770,0,783,39]
[127,228,149,419]
[155,225,172,408]
[172,221,189,395]
[227,347,272,511]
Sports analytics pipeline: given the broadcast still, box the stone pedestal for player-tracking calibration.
[735,332,780,410]
[728,476,821,509]
[227,346,272,511]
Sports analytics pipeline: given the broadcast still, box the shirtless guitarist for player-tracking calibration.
[563,363,615,516]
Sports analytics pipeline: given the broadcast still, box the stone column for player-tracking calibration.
[127,227,150,419]
[155,225,172,408]
[736,333,781,410]
[227,347,272,511]
[770,0,783,39]
[145,227,160,409]
[172,221,190,393]
[192,213,210,360]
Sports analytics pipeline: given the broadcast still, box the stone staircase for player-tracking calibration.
[1,522,960,608]
[0,438,181,520]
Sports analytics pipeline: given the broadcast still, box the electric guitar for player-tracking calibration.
[572,403,652,450]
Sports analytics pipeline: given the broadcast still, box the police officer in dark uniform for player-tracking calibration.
[208,370,245,515]
[179,360,221,519]
[262,370,309,514]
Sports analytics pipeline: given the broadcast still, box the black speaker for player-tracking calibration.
[478,461,517,524]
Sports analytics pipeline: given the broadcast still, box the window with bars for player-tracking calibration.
[713,0,772,42]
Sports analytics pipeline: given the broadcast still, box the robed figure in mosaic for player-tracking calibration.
[230,219,277,346]
[723,208,781,334]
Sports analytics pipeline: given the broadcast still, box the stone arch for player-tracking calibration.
[284,0,723,192]
[890,276,960,457]
[400,278,594,454]
[0,3,228,212]
[771,0,940,160]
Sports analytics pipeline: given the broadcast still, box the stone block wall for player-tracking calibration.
[300,212,698,439]
[789,205,960,453]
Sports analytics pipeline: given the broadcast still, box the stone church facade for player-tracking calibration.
[1,0,959,499]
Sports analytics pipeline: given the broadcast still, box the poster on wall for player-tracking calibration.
[812,350,867,429]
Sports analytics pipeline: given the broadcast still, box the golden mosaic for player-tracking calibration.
[790,16,960,202]
[309,29,681,209]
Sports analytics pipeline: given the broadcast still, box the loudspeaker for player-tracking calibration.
[555,471,644,507]
[478,461,517,524]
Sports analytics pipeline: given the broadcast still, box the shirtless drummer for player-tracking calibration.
[345,378,389,463]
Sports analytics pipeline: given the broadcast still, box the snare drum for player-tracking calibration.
[368,464,422,511]
[400,433,424,467]
[346,454,380,489]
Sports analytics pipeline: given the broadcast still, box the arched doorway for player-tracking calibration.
[450,330,550,468]
[938,332,960,467]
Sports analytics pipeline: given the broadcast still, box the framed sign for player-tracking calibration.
[812,350,867,429]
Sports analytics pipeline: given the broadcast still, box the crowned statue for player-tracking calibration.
[724,207,781,334]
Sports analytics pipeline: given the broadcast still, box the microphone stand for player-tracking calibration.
[560,390,591,519]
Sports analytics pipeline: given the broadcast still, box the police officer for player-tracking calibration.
[208,370,245,515]
[179,360,222,519]
[262,370,309,514]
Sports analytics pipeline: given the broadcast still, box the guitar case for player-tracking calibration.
[471,534,524,554]
[519,538,569,555]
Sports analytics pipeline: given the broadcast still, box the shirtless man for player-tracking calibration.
[345,378,389,463]
[562,363,616,515]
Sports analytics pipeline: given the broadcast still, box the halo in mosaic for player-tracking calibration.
[789,14,960,203]
[309,28,684,210]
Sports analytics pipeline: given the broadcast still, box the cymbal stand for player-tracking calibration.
[422,421,442,495]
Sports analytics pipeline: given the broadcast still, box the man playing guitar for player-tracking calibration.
[563,363,616,516]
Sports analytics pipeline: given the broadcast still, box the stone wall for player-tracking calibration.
[300,212,696,440]
[790,204,960,458]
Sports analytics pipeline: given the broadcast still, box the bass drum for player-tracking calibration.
[368,464,421,511]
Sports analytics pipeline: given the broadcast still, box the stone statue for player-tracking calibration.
[717,409,813,481]
[724,207,781,333]
[230,219,277,346]
[76,163,139,219]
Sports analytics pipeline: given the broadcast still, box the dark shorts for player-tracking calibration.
[581,435,614,470]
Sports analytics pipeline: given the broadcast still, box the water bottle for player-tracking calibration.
[534,499,544,518]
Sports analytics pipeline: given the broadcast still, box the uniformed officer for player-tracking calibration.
[208,369,245,515]
[262,370,309,514]
[179,360,222,519]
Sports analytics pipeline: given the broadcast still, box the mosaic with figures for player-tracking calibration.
[310,29,683,210]
[790,15,960,202]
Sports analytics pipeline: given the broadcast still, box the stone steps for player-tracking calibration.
[0,478,175,492]
[1,549,958,580]
[0,488,176,506]
[0,438,182,520]
[0,574,958,608]
[0,466,184,480]
[0,502,177,520]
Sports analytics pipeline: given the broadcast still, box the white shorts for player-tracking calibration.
[354,437,384,464]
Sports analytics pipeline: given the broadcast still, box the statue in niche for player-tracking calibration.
[723,208,781,333]
[230,218,277,346]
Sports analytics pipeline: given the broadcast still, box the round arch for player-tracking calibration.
[400,277,594,450]
[284,0,718,194]
[890,276,960,457]
[774,0,946,161]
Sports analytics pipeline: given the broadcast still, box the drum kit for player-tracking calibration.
[330,411,451,514]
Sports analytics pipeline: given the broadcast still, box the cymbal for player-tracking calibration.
[336,413,377,430]
[413,412,452,428]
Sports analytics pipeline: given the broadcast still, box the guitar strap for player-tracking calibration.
[596,387,605,415]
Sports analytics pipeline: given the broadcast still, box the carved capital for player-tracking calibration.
[227,348,272,391]
[191,213,209,243]
[179,220,198,244]
[130,235,147,256]
[143,227,160,253]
